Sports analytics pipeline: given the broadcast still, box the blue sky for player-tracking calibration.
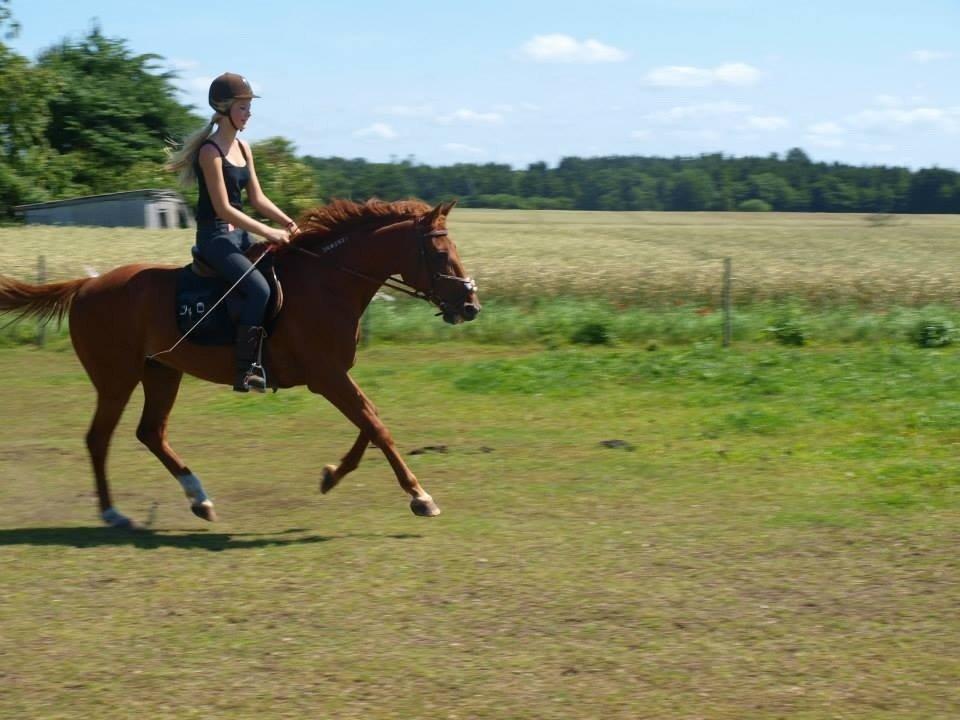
[8,0,960,169]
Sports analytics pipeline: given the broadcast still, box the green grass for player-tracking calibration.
[9,298,960,350]
[1,342,958,719]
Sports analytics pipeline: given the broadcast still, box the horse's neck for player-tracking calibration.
[295,220,412,317]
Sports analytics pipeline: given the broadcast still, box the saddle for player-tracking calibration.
[174,243,284,346]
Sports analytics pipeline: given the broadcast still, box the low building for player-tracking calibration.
[15,189,193,229]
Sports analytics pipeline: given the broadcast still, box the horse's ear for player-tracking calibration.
[425,203,444,223]
[441,199,458,216]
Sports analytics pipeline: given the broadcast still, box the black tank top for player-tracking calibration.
[195,139,250,223]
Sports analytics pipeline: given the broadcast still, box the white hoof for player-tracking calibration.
[101,508,141,530]
[410,495,441,517]
[190,500,217,522]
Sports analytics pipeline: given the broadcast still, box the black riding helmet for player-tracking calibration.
[208,72,260,114]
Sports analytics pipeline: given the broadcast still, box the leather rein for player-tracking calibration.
[286,221,477,312]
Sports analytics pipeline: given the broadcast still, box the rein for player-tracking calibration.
[289,244,431,302]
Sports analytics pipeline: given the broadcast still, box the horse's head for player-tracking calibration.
[404,201,481,324]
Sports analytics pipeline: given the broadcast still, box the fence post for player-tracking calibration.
[37,255,46,348]
[722,257,732,347]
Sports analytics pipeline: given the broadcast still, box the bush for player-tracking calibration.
[766,316,806,346]
[571,321,611,345]
[738,198,773,212]
[909,319,955,348]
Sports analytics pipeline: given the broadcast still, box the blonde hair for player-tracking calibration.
[165,112,222,185]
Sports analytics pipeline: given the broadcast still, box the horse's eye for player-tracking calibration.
[435,251,449,265]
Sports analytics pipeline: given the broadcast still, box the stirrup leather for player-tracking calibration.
[234,325,267,393]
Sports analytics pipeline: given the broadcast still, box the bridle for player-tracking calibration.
[288,219,477,315]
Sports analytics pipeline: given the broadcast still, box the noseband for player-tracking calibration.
[414,227,478,315]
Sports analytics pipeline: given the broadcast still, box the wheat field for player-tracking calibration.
[2,210,960,307]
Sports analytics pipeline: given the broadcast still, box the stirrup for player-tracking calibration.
[234,363,267,393]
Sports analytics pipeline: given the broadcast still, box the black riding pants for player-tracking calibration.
[196,222,270,327]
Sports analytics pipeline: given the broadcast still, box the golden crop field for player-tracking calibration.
[3,210,960,306]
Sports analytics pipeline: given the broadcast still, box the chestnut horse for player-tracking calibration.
[0,199,480,528]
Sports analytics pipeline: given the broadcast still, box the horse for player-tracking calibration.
[0,198,480,528]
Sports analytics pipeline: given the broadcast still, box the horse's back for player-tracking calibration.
[71,263,182,360]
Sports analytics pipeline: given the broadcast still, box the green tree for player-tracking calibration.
[669,169,715,210]
[812,175,860,212]
[0,0,19,39]
[250,137,319,218]
[908,169,960,213]
[746,172,799,210]
[0,17,60,215]
[36,26,199,193]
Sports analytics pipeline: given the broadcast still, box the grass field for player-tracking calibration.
[0,341,958,719]
[5,210,960,350]
[3,210,960,306]
[1,211,959,717]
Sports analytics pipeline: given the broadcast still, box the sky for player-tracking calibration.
[7,0,960,170]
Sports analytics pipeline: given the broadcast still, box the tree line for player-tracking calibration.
[1,16,958,220]
[305,152,960,213]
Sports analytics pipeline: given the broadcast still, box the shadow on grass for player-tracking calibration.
[0,526,423,551]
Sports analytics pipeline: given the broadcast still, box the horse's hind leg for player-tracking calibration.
[137,360,216,522]
[321,430,371,494]
[85,379,139,528]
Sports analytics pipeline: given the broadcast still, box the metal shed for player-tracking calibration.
[15,189,193,229]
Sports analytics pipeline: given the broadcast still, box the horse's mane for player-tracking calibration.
[291,198,431,251]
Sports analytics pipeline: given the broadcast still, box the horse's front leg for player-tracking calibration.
[321,430,369,494]
[312,372,440,517]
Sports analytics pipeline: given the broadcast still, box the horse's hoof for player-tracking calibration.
[190,500,217,522]
[410,496,441,517]
[102,509,144,531]
[106,517,146,532]
[320,464,340,494]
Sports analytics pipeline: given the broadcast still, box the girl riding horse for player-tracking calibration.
[166,72,297,392]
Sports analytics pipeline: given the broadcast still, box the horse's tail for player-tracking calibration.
[0,274,91,326]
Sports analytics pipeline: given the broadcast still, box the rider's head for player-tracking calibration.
[208,72,259,131]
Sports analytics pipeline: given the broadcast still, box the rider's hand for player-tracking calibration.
[265,228,291,245]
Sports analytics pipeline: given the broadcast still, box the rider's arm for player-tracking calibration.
[197,145,286,242]
[242,141,298,232]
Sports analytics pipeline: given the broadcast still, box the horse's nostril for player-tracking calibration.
[462,303,479,321]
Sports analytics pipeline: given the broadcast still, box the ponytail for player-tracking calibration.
[165,113,221,185]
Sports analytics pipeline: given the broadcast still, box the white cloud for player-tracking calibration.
[444,143,485,156]
[806,135,845,149]
[669,129,722,142]
[645,62,761,87]
[437,109,503,124]
[630,129,653,140]
[856,142,895,153]
[169,59,199,72]
[910,49,953,63]
[521,34,628,63]
[377,104,434,117]
[186,75,214,92]
[875,94,902,107]
[848,106,960,133]
[642,101,750,123]
[744,115,789,131]
[804,121,846,148]
[353,123,397,139]
[808,121,846,136]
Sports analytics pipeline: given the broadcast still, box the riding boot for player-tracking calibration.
[234,325,267,393]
